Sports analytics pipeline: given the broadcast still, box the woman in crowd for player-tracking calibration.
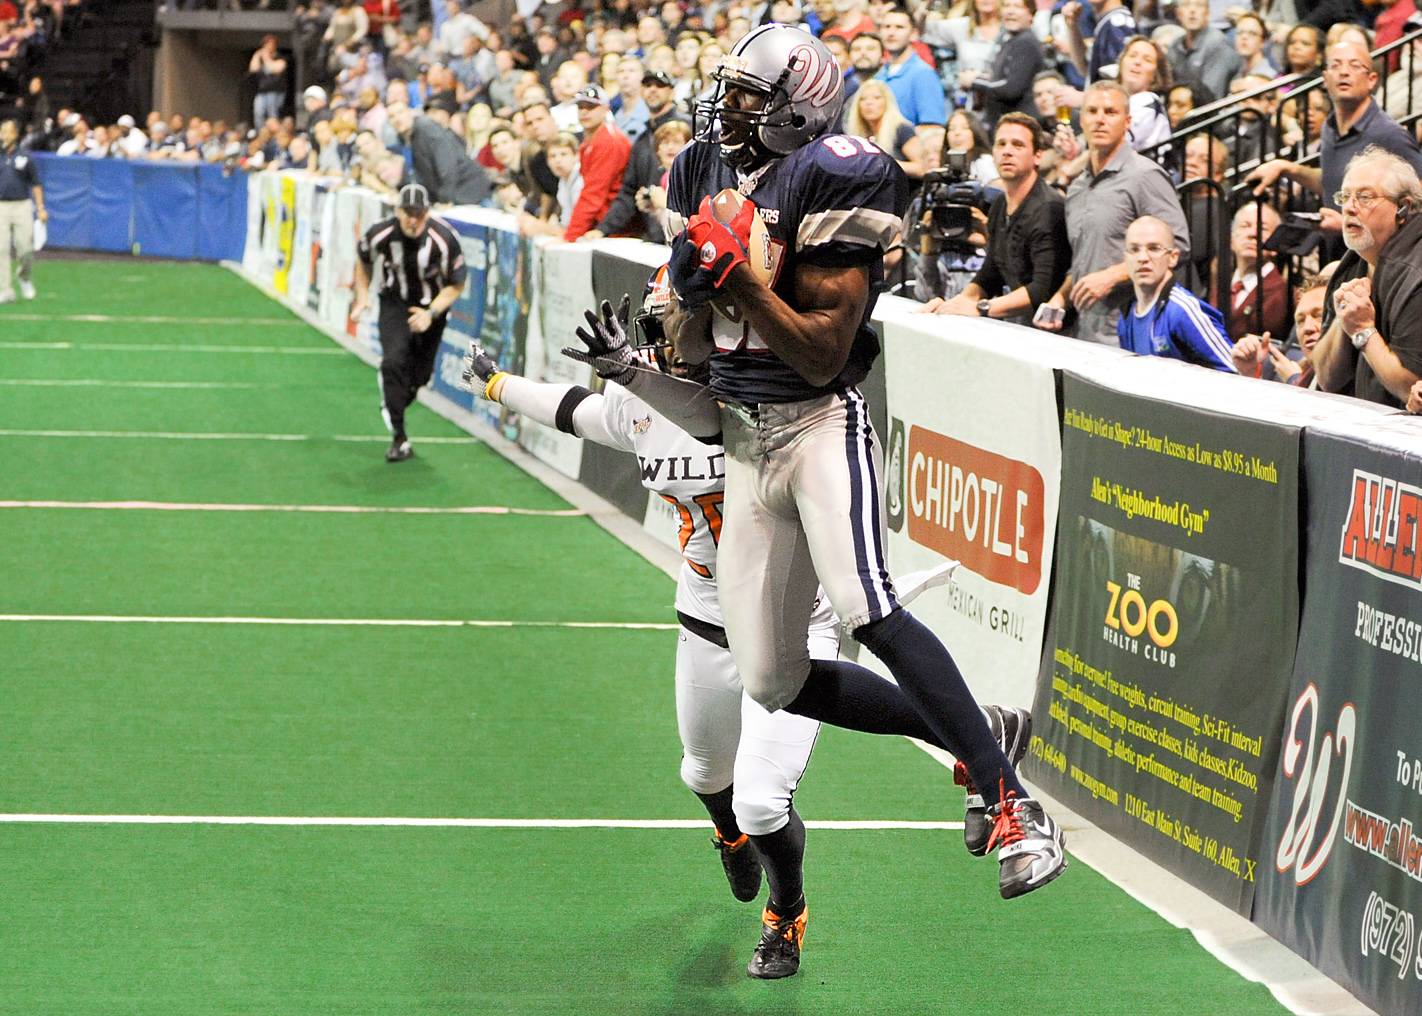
[323,0,370,76]
[1281,87,1329,154]
[1116,36,1172,151]
[844,79,926,178]
[691,41,724,109]
[598,50,621,92]
[925,0,1003,100]
[946,108,996,184]
[464,102,496,160]
[1282,23,1323,79]
[637,119,693,243]
[1166,81,1210,131]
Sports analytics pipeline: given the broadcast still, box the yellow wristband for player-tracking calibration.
[485,372,509,403]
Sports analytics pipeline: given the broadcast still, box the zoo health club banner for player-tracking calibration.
[1253,417,1422,1015]
[876,302,1127,709]
[1027,370,1300,915]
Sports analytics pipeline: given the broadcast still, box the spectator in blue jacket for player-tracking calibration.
[1118,215,1238,372]
[874,7,945,130]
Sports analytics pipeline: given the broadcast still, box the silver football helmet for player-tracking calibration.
[693,23,844,170]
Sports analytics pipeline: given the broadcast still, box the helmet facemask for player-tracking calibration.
[633,266,711,384]
[694,60,798,171]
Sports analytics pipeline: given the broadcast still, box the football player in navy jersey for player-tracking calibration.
[568,22,1067,902]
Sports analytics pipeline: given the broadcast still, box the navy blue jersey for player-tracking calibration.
[666,135,911,405]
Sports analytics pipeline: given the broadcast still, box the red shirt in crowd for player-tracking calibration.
[565,120,631,242]
[364,0,400,32]
[821,13,878,42]
[1375,0,1418,73]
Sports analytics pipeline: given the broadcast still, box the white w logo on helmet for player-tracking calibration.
[787,43,841,109]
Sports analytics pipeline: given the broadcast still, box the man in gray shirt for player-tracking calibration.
[1039,81,1191,344]
[1247,42,1422,244]
[391,102,491,206]
[1166,0,1241,102]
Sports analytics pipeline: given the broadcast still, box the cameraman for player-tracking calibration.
[923,114,1069,324]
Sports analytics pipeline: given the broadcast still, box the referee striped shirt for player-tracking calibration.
[357,215,468,308]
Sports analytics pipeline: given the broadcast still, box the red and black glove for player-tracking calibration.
[669,195,756,306]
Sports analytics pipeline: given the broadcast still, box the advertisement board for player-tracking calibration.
[1252,417,1422,1013]
[875,303,1127,708]
[1027,371,1301,914]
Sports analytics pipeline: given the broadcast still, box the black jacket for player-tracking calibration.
[971,29,1045,126]
[970,175,1070,319]
[1322,211,1422,408]
[408,117,491,206]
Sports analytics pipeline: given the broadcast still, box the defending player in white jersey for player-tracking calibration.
[461,269,829,979]
[567,22,1065,904]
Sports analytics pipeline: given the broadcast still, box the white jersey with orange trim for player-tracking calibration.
[595,383,727,626]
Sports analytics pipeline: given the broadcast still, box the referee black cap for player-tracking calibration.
[398,183,431,211]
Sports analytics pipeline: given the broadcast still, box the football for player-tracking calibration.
[708,188,774,321]
[710,188,774,286]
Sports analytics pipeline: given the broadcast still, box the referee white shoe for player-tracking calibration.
[18,280,35,301]
[385,438,413,463]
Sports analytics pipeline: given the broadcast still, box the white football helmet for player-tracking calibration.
[693,23,844,170]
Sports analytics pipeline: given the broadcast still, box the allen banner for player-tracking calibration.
[1027,370,1300,914]
[1252,417,1422,1014]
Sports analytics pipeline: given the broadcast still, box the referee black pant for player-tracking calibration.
[378,299,447,440]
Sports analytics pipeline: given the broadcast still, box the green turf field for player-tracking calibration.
[0,260,1289,1015]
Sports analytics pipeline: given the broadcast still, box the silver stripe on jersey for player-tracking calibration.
[796,207,902,251]
[666,208,687,236]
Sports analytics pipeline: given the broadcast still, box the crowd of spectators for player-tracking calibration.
[0,1,82,109]
[8,0,1422,410]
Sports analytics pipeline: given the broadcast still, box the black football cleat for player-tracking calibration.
[746,904,807,979]
[385,438,413,463]
[713,831,762,902]
[988,785,1068,900]
[957,705,1033,856]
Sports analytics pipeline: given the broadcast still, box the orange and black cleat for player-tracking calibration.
[746,902,807,979]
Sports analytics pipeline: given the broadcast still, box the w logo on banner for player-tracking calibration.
[788,44,841,109]
[1275,684,1356,886]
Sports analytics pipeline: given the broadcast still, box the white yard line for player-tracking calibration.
[0,614,677,630]
[0,313,305,325]
[0,379,270,390]
[0,814,961,830]
[0,341,343,355]
[0,429,479,443]
[0,500,585,517]
[909,741,1374,1016]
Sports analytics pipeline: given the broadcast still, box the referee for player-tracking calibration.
[350,184,468,462]
[0,118,47,304]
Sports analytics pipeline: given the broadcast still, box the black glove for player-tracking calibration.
[564,295,637,385]
[461,343,501,393]
[667,230,717,310]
